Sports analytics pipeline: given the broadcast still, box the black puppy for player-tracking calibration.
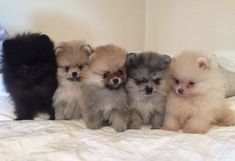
[2,33,58,120]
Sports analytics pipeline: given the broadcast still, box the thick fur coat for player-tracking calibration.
[2,33,58,120]
[53,40,93,120]
[126,52,171,129]
[81,44,129,132]
[162,51,235,133]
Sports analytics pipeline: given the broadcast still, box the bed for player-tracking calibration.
[1,76,235,161]
[1,26,235,160]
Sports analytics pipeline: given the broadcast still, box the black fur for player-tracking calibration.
[2,33,58,120]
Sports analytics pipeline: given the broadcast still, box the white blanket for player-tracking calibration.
[1,119,235,161]
[1,77,235,161]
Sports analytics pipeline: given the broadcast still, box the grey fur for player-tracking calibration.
[126,52,171,129]
[82,84,129,132]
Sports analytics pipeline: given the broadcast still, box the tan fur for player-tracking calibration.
[81,44,129,132]
[89,44,127,73]
[53,40,93,120]
[162,50,235,133]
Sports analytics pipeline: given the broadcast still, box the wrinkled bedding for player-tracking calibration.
[1,80,235,161]
[1,119,235,161]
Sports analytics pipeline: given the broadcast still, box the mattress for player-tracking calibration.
[1,80,235,161]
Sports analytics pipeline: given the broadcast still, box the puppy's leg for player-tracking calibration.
[54,105,65,120]
[128,110,142,129]
[15,105,35,120]
[216,106,235,126]
[183,117,210,133]
[83,112,103,129]
[64,102,76,120]
[151,112,164,129]
[47,107,55,120]
[162,114,180,131]
[73,102,81,120]
[110,109,128,132]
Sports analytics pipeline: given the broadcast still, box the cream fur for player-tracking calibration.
[53,40,93,120]
[162,51,235,133]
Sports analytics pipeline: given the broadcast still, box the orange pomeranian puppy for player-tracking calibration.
[162,51,235,133]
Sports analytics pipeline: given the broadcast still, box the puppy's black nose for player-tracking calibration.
[178,88,184,94]
[72,72,77,77]
[113,78,119,84]
[145,86,153,94]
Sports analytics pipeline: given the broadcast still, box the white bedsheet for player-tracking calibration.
[1,119,235,161]
[1,76,235,161]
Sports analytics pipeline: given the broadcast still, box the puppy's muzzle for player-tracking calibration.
[67,72,81,81]
[106,77,123,90]
[176,88,184,96]
[145,86,153,95]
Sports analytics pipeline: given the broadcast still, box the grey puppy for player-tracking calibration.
[81,44,129,132]
[126,52,171,129]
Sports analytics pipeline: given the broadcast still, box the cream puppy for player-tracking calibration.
[53,40,93,120]
[162,51,235,133]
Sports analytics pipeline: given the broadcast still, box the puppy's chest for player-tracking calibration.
[131,95,164,112]
[55,84,82,101]
[98,89,127,113]
[170,95,205,119]
[131,97,164,123]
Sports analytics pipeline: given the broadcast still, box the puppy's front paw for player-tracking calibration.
[161,124,180,131]
[183,124,209,134]
[128,121,142,129]
[183,127,208,134]
[86,120,102,130]
[151,124,161,129]
[113,124,127,132]
[183,119,210,134]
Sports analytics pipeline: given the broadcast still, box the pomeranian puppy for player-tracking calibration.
[2,33,58,120]
[81,44,129,132]
[162,51,235,133]
[126,52,171,129]
[53,40,93,120]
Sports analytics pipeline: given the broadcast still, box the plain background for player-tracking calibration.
[0,0,235,54]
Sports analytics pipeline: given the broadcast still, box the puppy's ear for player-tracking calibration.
[126,52,137,66]
[2,39,16,51]
[196,57,210,70]
[54,42,65,55]
[80,44,94,56]
[162,54,171,65]
[39,34,50,42]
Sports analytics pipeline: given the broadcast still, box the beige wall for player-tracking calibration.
[1,0,235,53]
[145,0,235,54]
[0,0,145,51]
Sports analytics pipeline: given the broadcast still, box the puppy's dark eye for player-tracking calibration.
[135,80,142,85]
[154,78,161,85]
[188,81,195,86]
[118,69,123,75]
[135,79,145,85]
[103,72,110,79]
[78,65,84,70]
[174,78,179,84]
[65,66,70,72]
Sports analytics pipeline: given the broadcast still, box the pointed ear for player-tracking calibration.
[88,53,96,63]
[126,52,137,66]
[196,57,210,70]
[162,54,171,65]
[54,42,65,55]
[80,44,94,56]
